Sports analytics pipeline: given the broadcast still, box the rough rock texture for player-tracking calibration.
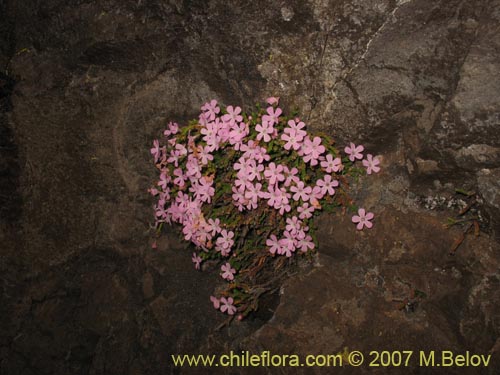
[1,0,499,374]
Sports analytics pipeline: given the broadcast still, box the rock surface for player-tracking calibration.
[1,0,499,374]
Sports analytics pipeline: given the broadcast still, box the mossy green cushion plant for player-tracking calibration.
[150,97,380,320]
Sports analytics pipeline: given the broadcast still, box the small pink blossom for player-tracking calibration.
[157,175,170,191]
[247,160,264,181]
[233,156,252,173]
[151,139,161,162]
[279,231,296,257]
[316,175,339,196]
[283,166,300,187]
[198,145,214,165]
[255,121,274,142]
[245,182,262,207]
[260,185,280,207]
[284,120,307,140]
[201,99,220,121]
[352,208,374,230]
[266,234,281,255]
[362,154,381,174]
[228,122,249,149]
[290,181,312,202]
[220,297,237,315]
[281,129,303,151]
[302,136,325,166]
[262,106,282,125]
[207,218,221,236]
[266,96,280,106]
[210,296,220,309]
[221,262,236,281]
[173,168,187,187]
[222,106,243,125]
[163,122,179,137]
[297,235,315,252]
[298,203,315,220]
[285,216,302,235]
[344,142,364,162]
[192,252,202,270]
[264,163,285,185]
[216,230,235,255]
[321,154,343,173]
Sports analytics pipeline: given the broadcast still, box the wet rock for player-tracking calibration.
[142,272,155,299]
[477,168,500,211]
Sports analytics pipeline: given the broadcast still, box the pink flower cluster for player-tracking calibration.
[210,295,237,315]
[150,98,381,315]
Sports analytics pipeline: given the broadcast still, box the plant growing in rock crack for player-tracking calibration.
[149,97,380,322]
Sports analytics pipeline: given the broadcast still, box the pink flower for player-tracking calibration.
[221,262,236,281]
[284,120,307,140]
[297,235,315,252]
[200,121,220,151]
[247,160,264,181]
[283,166,300,187]
[264,163,285,185]
[163,122,179,137]
[220,297,237,315]
[362,154,381,174]
[344,142,364,162]
[245,182,262,206]
[190,176,215,203]
[216,230,235,255]
[290,181,312,202]
[210,296,220,309]
[352,208,374,230]
[316,175,339,196]
[255,121,274,142]
[260,185,280,207]
[276,199,291,216]
[167,149,180,167]
[302,136,325,166]
[151,139,161,162]
[192,252,202,270]
[173,168,187,187]
[262,106,282,125]
[280,231,296,257]
[207,218,221,236]
[298,203,315,219]
[201,99,220,121]
[198,145,214,165]
[281,129,303,151]
[232,185,246,209]
[241,141,270,162]
[234,174,250,189]
[310,185,324,202]
[266,97,280,106]
[233,156,252,173]
[266,234,281,255]
[157,172,170,191]
[228,122,249,149]
[321,154,343,173]
[285,216,302,235]
[222,105,243,125]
